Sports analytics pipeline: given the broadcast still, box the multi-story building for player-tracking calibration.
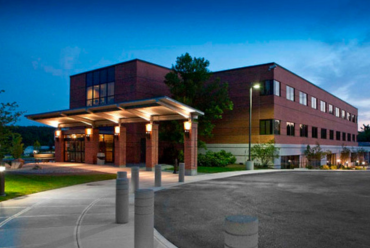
[27,59,366,170]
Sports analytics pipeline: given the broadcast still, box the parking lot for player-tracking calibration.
[155,171,370,248]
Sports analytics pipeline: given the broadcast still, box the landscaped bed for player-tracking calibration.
[1,173,116,202]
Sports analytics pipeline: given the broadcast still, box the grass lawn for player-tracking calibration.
[1,173,116,202]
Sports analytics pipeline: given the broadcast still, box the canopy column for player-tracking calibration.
[55,130,64,162]
[115,125,127,167]
[184,121,198,175]
[85,128,99,164]
[146,123,158,171]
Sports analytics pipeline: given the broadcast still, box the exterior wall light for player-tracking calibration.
[85,128,92,141]
[55,130,61,141]
[72,134,77,139]
[146,123,152,139]
[184,121,191,137]
[0,166,5,196]
[253,84,260,89]
[362,161,366,165]
[114,126,120,139]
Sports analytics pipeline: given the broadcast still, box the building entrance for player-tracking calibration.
[64,134,85,163]
[99,134,114,163]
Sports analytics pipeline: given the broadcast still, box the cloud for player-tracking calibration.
[60,46,81,70]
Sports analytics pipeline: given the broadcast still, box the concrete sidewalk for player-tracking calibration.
[0,166,281,248]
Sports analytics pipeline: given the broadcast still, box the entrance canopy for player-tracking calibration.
[26,96,204,128]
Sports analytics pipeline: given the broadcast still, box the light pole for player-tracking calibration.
[0,166,6,196]
[246,83,260,170]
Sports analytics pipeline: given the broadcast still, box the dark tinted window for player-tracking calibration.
[86,72,93,87]
[108,67,115,82]
[287,122,295,136]
[300,124,308,137]
[260,80,273,96]
[342,132,346,141]
[93,71,100,85]
[100,69,107,84]
[330,130,334,140]
[347,133,351,141]
[312,127,318,138]
[260,119,280,135]
[336,131,340,140]
[321,128,327,139]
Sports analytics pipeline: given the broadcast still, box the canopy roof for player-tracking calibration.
[26,96,204,128]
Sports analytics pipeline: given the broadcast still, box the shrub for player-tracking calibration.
[355,166,366,170]
[321,165,330,170]
[198,150,236,167]
[306,165,313,169]
[330,165,337,170]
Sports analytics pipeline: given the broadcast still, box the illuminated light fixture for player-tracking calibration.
[72,134,77,139]
[85,128,92,141]
[184,121,191,137]
[55,130,61,141]
[146,123,152,139]
[253,83,260,89]
[362,161,366,165]
[0,166,5,172]
[114,126,120,139]
[337,159,341,162]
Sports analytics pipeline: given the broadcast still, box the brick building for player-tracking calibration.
[27,59,367,170]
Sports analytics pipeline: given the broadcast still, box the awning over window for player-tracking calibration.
[26,96,204,128]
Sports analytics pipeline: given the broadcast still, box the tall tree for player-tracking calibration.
[163,53,233,148]
[358,124,370,142]
[0,90,25,161]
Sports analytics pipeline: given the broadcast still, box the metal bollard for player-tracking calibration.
[135,189,154,248]
[155,164,161,187]
[116,178,129,224]
[179,163,185,182]
[131,167,140,193]
[117,171,127,179]
[224,215,258,248]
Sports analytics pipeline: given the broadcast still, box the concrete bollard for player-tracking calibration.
[155,164,161,187]
[179,163,185,182]
[131,167,140,192]
[135,189,154,248]
[116,178,129,224]
[224,215,258,248]
[117,171,127,179]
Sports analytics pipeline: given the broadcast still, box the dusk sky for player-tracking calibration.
[1,0,370,129]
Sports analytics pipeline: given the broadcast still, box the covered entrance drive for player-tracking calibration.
[26,96,204,175]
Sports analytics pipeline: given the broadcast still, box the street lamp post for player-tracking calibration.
[0,166,6,196]
[246,83,260,170]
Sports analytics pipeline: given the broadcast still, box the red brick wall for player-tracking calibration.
[273,66,358,146]
[70,74,86,109]
[204,64,274,144]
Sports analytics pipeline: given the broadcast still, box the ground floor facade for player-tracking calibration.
[202,143,370,168]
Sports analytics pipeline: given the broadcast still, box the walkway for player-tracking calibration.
[0,163,281,248]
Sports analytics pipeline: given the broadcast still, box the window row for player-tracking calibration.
[259,119,357,142]
[86,66,115,106]
[86,67,115,87]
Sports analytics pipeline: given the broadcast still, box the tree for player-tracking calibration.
[0,90,24,161]
[357,124,370,142]
[340,145,351,167]
[33,140,41,153]
[251,139,280,168]
[9,133,24,159]
[161,53,233,159]
[303,143,327,167]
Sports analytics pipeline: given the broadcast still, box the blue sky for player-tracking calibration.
[1,0,370,129]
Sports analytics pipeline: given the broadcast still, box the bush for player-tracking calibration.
[330,165,337,170]
[321,165,330,170]
[198,150,236,167]
[355,166,366,170]
[306,165,313,169]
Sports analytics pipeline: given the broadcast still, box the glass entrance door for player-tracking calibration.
[99,134,114,163]
[64,134,85,163]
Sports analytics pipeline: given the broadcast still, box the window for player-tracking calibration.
[299,92,307,105]
[287,122,295,136]
[352,114,355,123]
[321,128,327,139]
[260,80,273,95]
[352,134,356,142]
[342,132,346,141]
[341,110,345,119]
[312,127,318,138]
[86,67,115,107]
[347,133,351,141]
[274,80,280,96]
[336,131,341,141]
[347,112,351,121]
[311,97,317,109]
[328,104,333,114]
[260,119,281,135]
[286,86,294,101]
[335,107,340,117]
[330,130,334,140]
[300,124,308,137]
[320,101,326,112]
